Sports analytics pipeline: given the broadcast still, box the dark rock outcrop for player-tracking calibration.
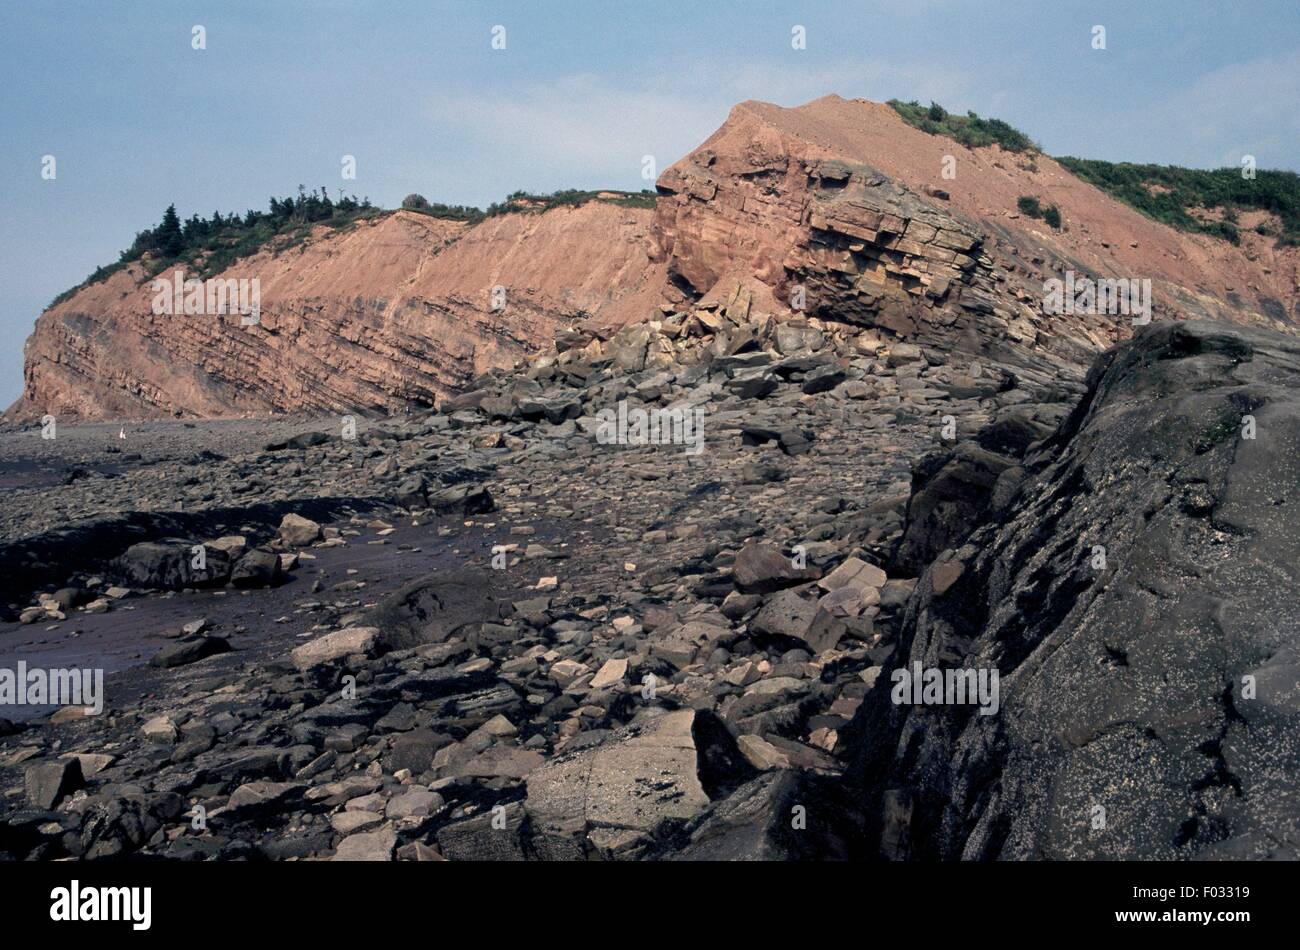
[842,321,1300,860]
[365,570,510,651]
[893,403,1068,575]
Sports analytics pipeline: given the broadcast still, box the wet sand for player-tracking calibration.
[0,514,576,721]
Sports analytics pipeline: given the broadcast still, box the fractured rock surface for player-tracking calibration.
[842,321,1300,860]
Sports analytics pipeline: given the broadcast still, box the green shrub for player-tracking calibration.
[888,99,1038,153]
[1056,157,1298,246]
[1017,196,1042,217]
[1043,205,1062,229]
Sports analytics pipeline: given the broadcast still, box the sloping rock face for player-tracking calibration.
[12,203,667,420]
[841,321,1300,860]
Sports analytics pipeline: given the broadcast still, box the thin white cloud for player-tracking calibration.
[1107,51,1300,169]
[425,56,977,187]
[428,74,723,183]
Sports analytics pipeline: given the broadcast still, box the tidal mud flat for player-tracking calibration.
[0,514,570,720]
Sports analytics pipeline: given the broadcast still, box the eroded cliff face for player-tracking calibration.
[654,96,1299,369]
[14,94,1299,421]
[12,203,668,420]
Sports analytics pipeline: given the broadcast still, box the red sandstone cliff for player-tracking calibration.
[11,203,668,419]
[653,95,1298,358]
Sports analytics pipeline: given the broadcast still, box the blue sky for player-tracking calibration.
[2,0,1298,406]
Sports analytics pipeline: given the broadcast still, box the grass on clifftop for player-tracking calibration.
[485,188,657,217]
[888,99,1038,153]
[52,188,658,308]
[401,188,655,222]
[1055,157,1300,246]
[891,99,1300,248]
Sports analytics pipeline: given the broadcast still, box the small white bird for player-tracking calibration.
[118,427,125,440]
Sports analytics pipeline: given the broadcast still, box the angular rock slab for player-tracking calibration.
[25,758,84,809]
[291,627,379,671]
[525,709,715,858]
[332,823,397,861]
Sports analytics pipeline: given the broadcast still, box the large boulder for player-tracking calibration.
[277,513,322,547]
[525,709,754,859]
[732,541,818,594]
[230,548,283,588]
[112,540,231,590]
[365,570,507,651]
[427,484,494,517]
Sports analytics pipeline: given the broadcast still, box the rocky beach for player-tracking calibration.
[2,58,1298,870]
[3,308,1298,862]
